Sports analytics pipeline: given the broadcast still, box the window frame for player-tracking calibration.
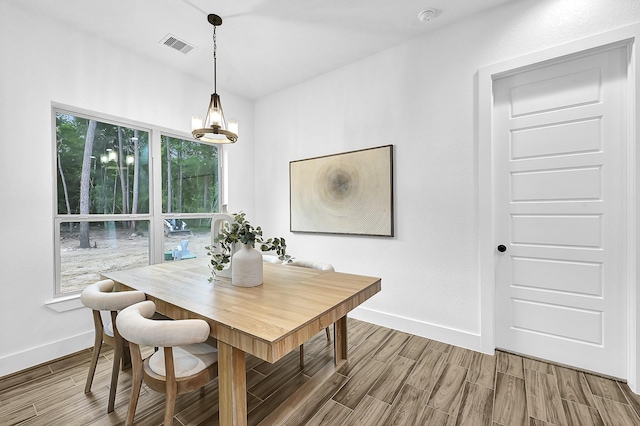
[52,103,224,296]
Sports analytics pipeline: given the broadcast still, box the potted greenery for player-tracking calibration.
[206,212,291,285]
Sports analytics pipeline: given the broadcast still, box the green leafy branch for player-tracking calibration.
[205,212,292,281]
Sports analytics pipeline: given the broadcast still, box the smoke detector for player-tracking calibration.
[418,9,436,22]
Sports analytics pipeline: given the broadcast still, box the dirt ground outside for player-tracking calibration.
[60,228,212,293]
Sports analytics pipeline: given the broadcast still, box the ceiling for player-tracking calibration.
[18,0,514,100]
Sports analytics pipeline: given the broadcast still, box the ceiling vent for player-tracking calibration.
[160,34,194,54]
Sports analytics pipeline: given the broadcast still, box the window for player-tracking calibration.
[54,108,221,294]
[161,135,220,262]
[58,220,150,293]
[161,136,219,214]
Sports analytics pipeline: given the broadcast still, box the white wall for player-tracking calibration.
[0,1,255,376]
[2,0,640,378]
[253,0,640,350]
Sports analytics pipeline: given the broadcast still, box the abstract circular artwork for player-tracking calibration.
[290,145,394,236]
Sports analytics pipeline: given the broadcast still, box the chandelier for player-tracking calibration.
[191,14,238,144]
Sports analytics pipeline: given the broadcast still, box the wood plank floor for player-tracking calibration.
[2,318,640,425]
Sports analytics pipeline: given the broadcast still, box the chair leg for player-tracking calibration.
[299,344,304,368]
[126,343,144,426]
[325,327,331,341]
[108,311,122,413]
[85,310,104,393]
[164,347,177,426]
[121,340,132,370]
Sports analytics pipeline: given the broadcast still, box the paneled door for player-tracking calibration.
[493,44,628,378]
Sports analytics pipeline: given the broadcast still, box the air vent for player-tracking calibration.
[160,34,194,54]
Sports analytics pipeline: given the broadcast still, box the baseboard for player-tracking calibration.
[349,306,486,354]
[0,331,94,378]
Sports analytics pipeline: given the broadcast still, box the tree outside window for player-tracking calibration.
[54,110,221,294]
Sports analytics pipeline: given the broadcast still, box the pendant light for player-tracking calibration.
[191,14,238,144]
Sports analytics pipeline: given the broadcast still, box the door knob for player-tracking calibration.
[497,245,507,252]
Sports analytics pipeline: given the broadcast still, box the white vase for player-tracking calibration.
[231,243,263,287]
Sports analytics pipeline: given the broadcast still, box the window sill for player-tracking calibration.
[45,294,84,313]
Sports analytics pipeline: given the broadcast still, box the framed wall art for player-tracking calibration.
[289,145,394,236]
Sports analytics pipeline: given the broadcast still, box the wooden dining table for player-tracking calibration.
[101,258,381,426]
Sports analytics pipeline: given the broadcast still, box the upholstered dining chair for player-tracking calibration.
[262,254,281,263]
[116,300,219,426]
[80,279,146,413]
[286,259,335,367]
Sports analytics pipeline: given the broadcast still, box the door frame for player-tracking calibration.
[478,23,639,390]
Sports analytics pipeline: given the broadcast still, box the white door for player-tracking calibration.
[493,45,628,378]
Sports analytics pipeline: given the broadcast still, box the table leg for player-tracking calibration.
[334,316,348,363]
[218,341,247,426]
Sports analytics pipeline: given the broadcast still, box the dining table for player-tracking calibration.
[101,257,381,426]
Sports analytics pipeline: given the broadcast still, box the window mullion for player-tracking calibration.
[150,129,164,264]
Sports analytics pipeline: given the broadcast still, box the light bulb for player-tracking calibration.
[209,107,222,127]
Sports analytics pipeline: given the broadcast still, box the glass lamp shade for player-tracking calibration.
[191,116,203,131]
[228,120,239,136]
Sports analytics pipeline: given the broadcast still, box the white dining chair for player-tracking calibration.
[262,254,282,264]
[80,279,146,413]
[286,259,335,367]
[116,300,218,426]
